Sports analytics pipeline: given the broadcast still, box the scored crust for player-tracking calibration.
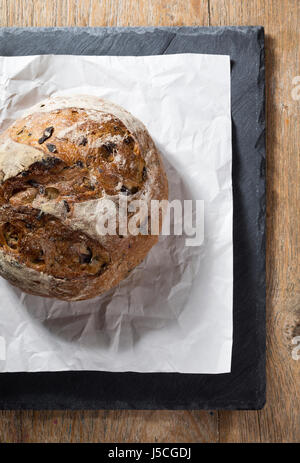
[0,95,168,300]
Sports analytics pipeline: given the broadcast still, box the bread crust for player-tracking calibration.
[0,96,168,300]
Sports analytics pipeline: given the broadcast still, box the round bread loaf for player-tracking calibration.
[0,95,168,300]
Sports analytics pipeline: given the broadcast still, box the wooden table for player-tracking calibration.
[0,0,299,443]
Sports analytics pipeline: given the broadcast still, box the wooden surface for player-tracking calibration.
[0,0,299,443]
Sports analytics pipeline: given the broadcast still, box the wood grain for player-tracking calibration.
[210,0,300,443]
[0,0,209,27]
[0,0,299,443]
[16,410,218,443]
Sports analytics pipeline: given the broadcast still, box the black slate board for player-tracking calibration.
[0,26,266,410]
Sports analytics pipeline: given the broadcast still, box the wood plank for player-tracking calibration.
[210,0,300,443]
[0,0,218,444]
[0,410,218,443]
[0,410,22,442]
[0,0,209,27]
[14,410,218,443]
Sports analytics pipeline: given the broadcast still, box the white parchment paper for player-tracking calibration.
[0,54,232,373]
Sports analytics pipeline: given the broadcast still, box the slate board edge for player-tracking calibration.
[254,26,266,411]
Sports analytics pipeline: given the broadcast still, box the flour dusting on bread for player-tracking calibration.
[0,95,168,300]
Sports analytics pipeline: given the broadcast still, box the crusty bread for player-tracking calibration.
[0,95,168,300]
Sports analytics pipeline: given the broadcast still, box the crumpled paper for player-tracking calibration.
[0,53,232,373]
